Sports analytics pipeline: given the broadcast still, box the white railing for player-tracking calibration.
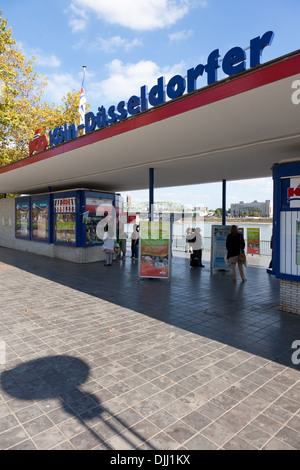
[172,235,272,257]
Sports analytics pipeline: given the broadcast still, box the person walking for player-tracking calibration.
[226,225,247,282]
[131,224,139,259]
[268,235,273,269]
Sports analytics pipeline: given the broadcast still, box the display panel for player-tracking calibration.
[247,228,260,255]
[32,201,49,240]
[139,221,170,279]
[54,214,76,244]
[84,197,113,245]
[16,202,30,238]
[54,197,76,244]
[210,225,231,271]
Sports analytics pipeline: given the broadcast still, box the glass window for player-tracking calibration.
[84,197,113,245]
[54,197,76,244]
[54,214,76,244]
[32,201,49,240]
[16,202,30,237]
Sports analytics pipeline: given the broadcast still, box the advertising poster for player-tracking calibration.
[84,198,113,244]
[211,225,231,271]
[32,201,49,239]
[296,221,300,266]
[139,221,170,279]
[247,228,260,254]
[16,202,30,237]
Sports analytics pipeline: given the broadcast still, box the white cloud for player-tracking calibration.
[17,43,61,68]
[35,53,61,68]
[67,3,88,32]
[87,59,186,107]
[44,73,80,103]
[69,17,87,32]
[71,0,201,31]
[94,36,143,53]
[169,29,194,43]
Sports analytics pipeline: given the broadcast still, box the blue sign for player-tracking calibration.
[49,31,274,148]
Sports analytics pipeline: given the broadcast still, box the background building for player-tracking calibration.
[230,200,273,218]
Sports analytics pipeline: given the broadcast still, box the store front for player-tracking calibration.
[1,190,122,263]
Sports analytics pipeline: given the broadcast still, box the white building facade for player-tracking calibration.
[230,200,273,217]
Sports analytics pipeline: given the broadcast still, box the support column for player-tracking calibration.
[222,179,226,226]
[149,168,154,221]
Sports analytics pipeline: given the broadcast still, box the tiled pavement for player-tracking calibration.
[0,246,300,450]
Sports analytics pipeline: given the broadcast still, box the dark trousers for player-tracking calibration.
[131,240,138,258]
[192,249,203,266]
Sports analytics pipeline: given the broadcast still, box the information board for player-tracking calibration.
[247,228,260,255]
[139,221,171,279]
[210,225,231,271]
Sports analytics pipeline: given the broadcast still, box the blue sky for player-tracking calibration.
[2,0,300,209]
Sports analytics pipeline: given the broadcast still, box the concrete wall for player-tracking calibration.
[0,198,105,263]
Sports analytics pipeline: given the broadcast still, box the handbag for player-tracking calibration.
[238,252,246,263]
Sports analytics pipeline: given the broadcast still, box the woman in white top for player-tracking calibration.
[103,228,116,266]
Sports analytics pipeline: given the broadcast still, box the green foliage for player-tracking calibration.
[0,10,90,167]
[214,208,222,217]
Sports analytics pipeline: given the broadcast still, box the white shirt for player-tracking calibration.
[103,236,115,251]
[193,232,204,250]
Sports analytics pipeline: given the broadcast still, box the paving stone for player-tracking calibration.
[275,426,300,449]
[147,409,177,429]
[201,421,235,447]
[237,424,272,449]
[0,248,300,450]
[216,403,259,433]
[23,415,54,437]
[223,435,258,450]
[0,426,30,450]
[262,437,295,450]
[165,422,195,444]
[184,433,218,450]
[181,410,211,432]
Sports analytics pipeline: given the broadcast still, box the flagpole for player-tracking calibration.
[80,65,87,135]
[82,66,86,135]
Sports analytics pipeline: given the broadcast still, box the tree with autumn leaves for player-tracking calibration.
[0,10,89,169]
